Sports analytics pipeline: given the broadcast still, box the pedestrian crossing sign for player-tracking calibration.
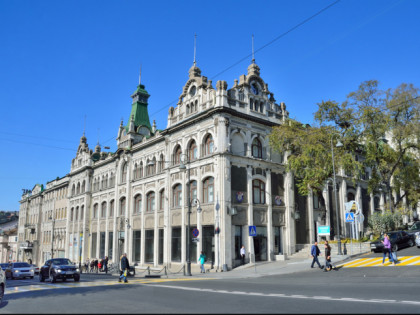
[345,212,355,222]
[249,225,257,237]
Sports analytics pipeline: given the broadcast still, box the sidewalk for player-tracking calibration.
[132,252,369,280]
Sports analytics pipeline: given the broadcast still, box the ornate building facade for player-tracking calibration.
[18,59,399,269]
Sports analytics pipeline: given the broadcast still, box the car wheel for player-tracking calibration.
[49,273,56,283]
[0,283,4,305]
[392,244,398,252]
[39,273,45,282]
[74,274,80,282]
[408,240,414,247]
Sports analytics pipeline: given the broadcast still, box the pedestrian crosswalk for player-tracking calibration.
[338,256,420,268]
[4,277,212,295]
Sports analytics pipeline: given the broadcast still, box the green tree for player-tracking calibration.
[269,80,420,209]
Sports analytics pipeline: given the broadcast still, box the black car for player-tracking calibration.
[370,230,415,252]
[39,258,80,283]
[407,221,420,236]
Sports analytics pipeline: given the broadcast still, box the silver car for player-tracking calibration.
[415,232,420,248]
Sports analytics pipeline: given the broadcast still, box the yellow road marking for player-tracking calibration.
[340,256,420,268]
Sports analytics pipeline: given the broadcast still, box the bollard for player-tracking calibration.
[147,266,150,275]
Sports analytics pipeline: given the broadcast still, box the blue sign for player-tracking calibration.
[249,225,257,237]
[192,228,199,237]
[345,212,355,222]
[317,225,330,235]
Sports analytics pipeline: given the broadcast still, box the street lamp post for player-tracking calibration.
[49,214,55,259]
[179,154,202,276]
[331,136,343,255]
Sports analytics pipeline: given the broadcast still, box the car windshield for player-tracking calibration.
[13,263,31,268]
[388,233,398,241]
[51,259,72,265]
[409,223,420,230]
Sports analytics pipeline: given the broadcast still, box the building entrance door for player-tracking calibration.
[253,226,267,261]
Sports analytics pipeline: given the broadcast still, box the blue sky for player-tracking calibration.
[1,0,419,211]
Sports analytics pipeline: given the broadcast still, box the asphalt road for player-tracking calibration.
[1,246,419,314]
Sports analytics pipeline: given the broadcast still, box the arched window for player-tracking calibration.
[101,202,107,218]
[253,179,265,204]
[75,207,79,221]
[81,205,84,220]
[147,192,155,212]
[250,98,254,110]
[119,197,126,216]
[190,180,197,201]
[139,162,143,178]
[121,163,128,183]
[194,100,198,112]
[134,194,142,213]
[203,177,214,203]
[110,172,115,186]
[347,192,355,201]
[93,204,98,219]
[109,200,114,217]
[159,189,165,210]
[173,184,182,207]
[174,145,182,165]
[188,140,198,161]
[260,101,264,113]
[204,135,214,156]
[158,154,164,173]
[76,183,80,194]
[70,208,74,221]
[71,184,75,196]
[81,180,85,193]
[252,138,262,158]
[133,163,138,180]
[186,104,190,114]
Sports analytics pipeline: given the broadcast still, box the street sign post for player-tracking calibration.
[192,238,199,243]
[345,212,354,222]
[249,225,257,237]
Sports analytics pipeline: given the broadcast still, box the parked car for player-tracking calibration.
[0,268,5,305]
[370,230,415,253]
[5,262,34,279]
[407,221,420,236]
[30,264,40,275]
[39,258,80,283]
[0,263,8,271]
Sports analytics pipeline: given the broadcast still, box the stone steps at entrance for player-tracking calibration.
[289,244,312,259]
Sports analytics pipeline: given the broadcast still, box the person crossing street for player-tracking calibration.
[119,253,130,283]
[310,241,324,270]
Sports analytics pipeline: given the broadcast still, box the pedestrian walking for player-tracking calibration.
[310,241,324,269]
[323,241,337,272]
[90,259,95,273]
[94,258,99,273]
[104,256,109,274]
[198,251,206,273]
[240,245,246,265]
[381,233,395,266]
[118,253,130,283]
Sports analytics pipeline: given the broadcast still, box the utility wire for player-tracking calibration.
[149,0,341,118]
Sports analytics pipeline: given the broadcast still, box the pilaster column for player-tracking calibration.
[246,165,254,262]
[266,170,273,261]
[322,185,330,241]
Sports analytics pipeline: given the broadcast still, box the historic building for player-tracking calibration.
[18,57,406,269]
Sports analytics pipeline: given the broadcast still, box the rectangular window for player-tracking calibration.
[234,225,242,260]
[171,228,181,262]
[186,226,197,263]
[313,195,320,209]
[132,230,141,263]
[145,230,154,263]
[91,232,97,258]
[158,229,164,265]
[100,232,106,258]
[108,232,113,261]
[274,227,282,255]
[202,226,215,265]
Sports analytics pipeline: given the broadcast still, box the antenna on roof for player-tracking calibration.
[83,115,86,136]
[252,34,255,64]
[193,33,197,66]
[139,63,142,86]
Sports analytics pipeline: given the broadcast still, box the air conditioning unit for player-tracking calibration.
[230,207,238,216]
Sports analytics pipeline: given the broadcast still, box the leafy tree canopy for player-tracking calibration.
[269,80,420,209]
